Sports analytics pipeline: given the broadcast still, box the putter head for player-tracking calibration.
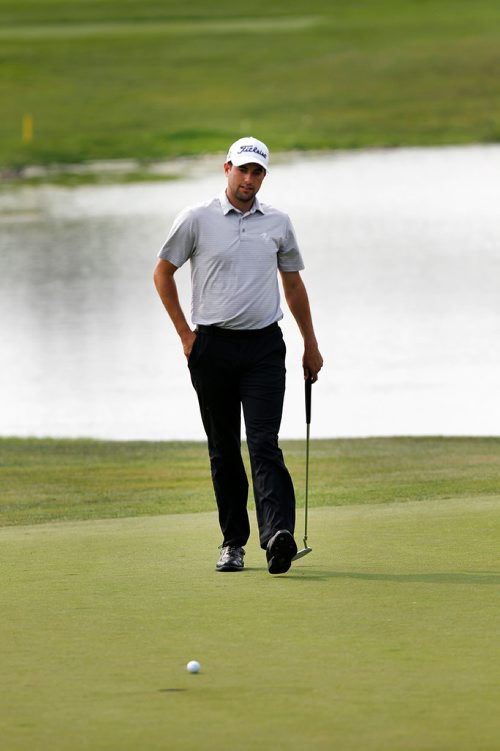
[292,546,312,561]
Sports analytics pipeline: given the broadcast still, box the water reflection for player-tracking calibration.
[1,145,499,440]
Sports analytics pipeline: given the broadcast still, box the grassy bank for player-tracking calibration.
[2,0,500,169]
[2,435,499,749]
[1,436,499,527]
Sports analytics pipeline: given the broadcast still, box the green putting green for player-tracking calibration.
[2,497,498,750]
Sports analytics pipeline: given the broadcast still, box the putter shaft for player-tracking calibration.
[303,421,310,546]
[293,379,312,563]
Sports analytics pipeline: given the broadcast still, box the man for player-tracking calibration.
[154,136,323,575]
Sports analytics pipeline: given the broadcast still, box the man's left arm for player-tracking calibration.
[280,270,324,382]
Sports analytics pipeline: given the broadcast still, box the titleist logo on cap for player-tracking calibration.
[237,144,268,159]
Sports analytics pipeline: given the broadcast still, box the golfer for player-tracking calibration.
[154,136,323,574]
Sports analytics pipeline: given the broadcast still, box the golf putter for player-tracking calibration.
[292,377,313,561]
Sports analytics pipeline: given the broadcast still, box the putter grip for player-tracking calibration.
[305,377,312,425]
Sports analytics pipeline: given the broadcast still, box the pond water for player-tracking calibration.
[1,145,499,441]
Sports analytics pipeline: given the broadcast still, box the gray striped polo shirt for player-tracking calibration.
[158,191,304,330]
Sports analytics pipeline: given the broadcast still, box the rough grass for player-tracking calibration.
[1,436,499,526]
[2,0,500,169]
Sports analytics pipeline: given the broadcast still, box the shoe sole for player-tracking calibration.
[267,531,298,575]
[215,564,244,572]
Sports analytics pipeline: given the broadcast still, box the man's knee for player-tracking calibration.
[247,430,282,463]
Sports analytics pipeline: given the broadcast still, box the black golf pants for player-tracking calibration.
[188,322,296,549]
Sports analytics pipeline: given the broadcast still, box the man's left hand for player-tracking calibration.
[303,343,324,383]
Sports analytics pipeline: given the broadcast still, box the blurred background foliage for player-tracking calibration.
[1,0,500,167]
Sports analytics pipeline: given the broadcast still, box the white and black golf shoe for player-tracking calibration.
[216,545,245,572]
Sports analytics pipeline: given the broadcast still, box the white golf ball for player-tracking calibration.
[187,660,201,674]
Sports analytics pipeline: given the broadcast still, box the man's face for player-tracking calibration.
[224,162,266,211]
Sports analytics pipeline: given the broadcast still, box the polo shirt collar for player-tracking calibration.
[219,191,265,216]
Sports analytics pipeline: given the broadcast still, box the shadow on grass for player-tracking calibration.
[288,570,500,584]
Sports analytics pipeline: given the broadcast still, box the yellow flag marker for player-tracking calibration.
[22,113,34,143]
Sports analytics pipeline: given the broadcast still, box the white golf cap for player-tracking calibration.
[226,136,270,171]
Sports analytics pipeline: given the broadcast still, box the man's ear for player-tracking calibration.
[223,162,232,175]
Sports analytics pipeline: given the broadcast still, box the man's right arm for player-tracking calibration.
[153,259,196,359]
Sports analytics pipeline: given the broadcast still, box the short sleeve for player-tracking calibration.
[277,216,305,272]
[158,207,196,268]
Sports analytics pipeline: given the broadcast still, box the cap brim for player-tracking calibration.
[230,155,268,171]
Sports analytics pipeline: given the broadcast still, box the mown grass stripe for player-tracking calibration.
[0,16,321,39]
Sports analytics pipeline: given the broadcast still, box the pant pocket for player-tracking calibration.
[187,333,201,368]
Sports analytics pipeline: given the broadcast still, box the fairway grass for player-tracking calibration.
[1,497,499,750]
[2,0,500,169]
